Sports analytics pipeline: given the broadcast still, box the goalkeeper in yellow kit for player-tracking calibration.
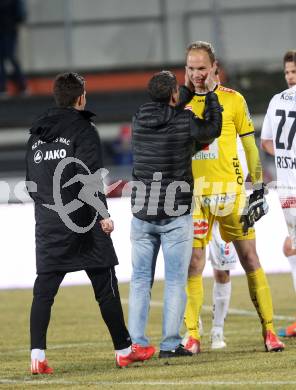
[183,41,284,353]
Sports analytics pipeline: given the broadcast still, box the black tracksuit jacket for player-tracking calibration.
[131,87,222,221]
[26,107,117,274]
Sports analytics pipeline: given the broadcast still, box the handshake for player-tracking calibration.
[241,183,269,232]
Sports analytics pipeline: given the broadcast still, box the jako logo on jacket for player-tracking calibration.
[34,149,67,163]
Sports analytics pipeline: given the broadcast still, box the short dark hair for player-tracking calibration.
[283,50,296,66]
[147,71,177,103]
[53,72,85,107]
[186,41,216,64]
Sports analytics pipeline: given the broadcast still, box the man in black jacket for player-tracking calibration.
[128,70,222,358]
[26,72,155,373]
[0,0,27,96]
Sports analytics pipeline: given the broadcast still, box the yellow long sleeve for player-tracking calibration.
[240,134,263,185]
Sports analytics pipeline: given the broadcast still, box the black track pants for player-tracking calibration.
[30,267,131,350]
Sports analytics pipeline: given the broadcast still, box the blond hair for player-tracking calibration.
[186,41,216,64]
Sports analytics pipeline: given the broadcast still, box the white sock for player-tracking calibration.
[115,346,132,356]
[199,316,204,336]
[288,256,296,292]
[31,349,45,361]
[212,281,231,330]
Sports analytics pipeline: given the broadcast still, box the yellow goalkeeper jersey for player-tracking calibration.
[187,85,255,195]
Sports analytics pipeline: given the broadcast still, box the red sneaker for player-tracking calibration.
[265,330,285,352]
[31,359,53,374]
[116,344,155,368]
[183,336,201,354]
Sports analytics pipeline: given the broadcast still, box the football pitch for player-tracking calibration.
[1,273,296,389]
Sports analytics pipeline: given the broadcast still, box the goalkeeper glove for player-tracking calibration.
[241,183,269,232]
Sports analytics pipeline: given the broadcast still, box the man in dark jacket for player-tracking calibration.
[0,0,27,95]
[128,69,222,358]
[26,72,155,373]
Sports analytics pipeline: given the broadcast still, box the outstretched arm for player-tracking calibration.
[241,134,263,185]
[190,92,222,143]
[177,86,195,109]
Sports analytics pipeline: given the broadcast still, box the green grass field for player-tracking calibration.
[1,273,296,389]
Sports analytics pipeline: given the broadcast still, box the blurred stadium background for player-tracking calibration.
[0,0,295,287]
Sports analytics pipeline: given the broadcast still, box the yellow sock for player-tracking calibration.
[246,268,275,335]
[184,274,203,340]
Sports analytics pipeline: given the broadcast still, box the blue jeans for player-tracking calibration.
[128,214,193,351]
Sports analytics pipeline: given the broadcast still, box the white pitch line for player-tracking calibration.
[0,300,293,356]
[2,379,296,386]
[121,299,296,321]
[205,305,295,321]
[0,330,259,356]
[0,342,104,355]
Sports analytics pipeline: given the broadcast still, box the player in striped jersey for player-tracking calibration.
[261,50,296,337]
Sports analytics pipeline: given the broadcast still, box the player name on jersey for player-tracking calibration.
[261,85,296,192]
[276,156,296,169]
